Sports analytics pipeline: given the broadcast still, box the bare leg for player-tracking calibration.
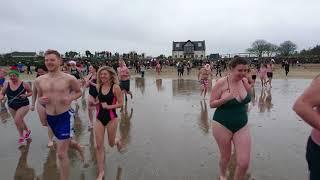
[48,127,54,147]
[106,119,119,149]
[56,139,71,180]
[70,140,85,161]
[203,87,207,99]
[87,95,95,129]
[95,120,105,180]
[212,122,233,180]
[233,126,251,180]
[11,106,29,138]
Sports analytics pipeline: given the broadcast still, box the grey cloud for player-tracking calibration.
[0,0,320,56]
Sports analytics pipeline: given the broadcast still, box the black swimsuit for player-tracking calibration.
[97,84,117,126]
[88,76,98,98]
[70,68,80,79]
[6,82,29,110]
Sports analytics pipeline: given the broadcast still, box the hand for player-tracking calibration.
[0,94,4,101]
[62,95,72,105]
[39,96,49,105]
[19,94,27,99]
[101,102,111,110]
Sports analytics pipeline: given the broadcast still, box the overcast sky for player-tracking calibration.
[1,0,319,56]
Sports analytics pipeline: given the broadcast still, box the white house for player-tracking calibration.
[172,40,206,60]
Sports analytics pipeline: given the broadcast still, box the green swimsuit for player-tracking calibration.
[212,77,251,133]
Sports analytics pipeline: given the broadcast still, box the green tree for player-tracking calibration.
[247,39,269,57]
[65,51,78,58]
[85,50,92,58]
[278,41,297,56]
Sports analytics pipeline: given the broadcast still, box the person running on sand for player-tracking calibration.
[0,70,32,146]
[210,57,252,180]
[31,64,54,147]
[95,66,124,180]
[198,63,212,99]
[34,50,84,180]
[259,63,268,87]
[117,59,133,102]
[0,68,7,91]
[156,61,161,76]
[293,74,320,180]
[266,62,274,87]
[84,65,99,130]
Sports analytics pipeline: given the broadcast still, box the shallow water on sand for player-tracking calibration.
[0,77,311,180]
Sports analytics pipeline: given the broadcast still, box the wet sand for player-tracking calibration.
[0,76,312,180]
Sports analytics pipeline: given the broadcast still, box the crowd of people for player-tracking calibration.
[0,50,318,180]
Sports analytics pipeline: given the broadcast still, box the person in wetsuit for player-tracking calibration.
[210,57,252,180]
[0,70,32,146]
[84,65,99,130]
[95,66,123,180]
[293,74,320,180]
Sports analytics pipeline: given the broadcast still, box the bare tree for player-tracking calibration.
[278,41,297,56]
[247,39,269,57]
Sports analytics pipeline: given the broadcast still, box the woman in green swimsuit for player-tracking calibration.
[210,56,252,180]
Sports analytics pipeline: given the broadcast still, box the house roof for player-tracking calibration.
[10,51,37,57]
[172,40,206,51]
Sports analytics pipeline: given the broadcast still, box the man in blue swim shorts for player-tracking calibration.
[34,49,84,180]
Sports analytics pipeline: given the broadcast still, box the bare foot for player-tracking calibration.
[47,141,54,148]
[96,171,105,180]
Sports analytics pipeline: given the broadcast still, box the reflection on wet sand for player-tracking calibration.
[39,148,60,180]
[257,88,274,113]
[0,102,9,124]
[135,77,145,94]
[198,100,209,134]
[14,141,36,180]
[265,89,273,112]
[172,79,201,97]
[116,166,123,180]
[258,88,267,113]
[156,79,164,91]
[119,108,133,149]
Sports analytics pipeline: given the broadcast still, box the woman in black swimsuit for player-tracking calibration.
[85,65,99,130]
[0,70,32,146]
[95,66,123,180]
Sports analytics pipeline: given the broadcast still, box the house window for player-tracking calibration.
[198,43,202,47]
[175,55,177,58]
[201,55,204,57]
[195,55,198,58]
[176,44,180,48]
[180,55,183,58]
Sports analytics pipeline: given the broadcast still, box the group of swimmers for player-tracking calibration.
[0,49,135,180]
[196,56,318,180]
[0,52,318,180]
